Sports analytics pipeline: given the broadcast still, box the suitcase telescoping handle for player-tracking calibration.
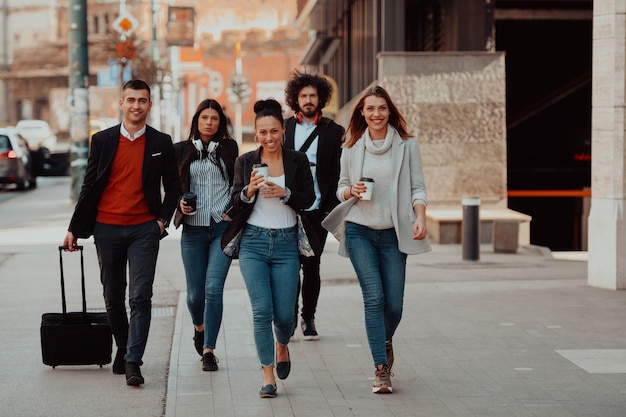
[58,246,86,315]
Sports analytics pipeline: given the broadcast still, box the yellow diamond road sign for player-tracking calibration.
[113,12,139,36]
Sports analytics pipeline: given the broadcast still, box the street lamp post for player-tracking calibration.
[0,0,8,124]
[68,0,90,202]
[227,40,251,147]
[150,0,161,130]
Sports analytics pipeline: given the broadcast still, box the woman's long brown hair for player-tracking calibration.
[344,86,411,148]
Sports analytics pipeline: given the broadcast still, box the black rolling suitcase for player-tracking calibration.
[40,246,112,368]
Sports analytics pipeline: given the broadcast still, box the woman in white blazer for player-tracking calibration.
[322,86,431,394]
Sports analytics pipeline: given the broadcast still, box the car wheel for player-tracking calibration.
[16,178,26,191]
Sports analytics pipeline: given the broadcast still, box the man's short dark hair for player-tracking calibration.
[285,70,333,112]
[122,79,151,98]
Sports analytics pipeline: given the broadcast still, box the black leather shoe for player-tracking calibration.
[112,348,126,375]
[201,352,219,371]
[125,362,144,386]
[276,346,291,380]
[276,360,291,380]
[258,384,277,398]
[193,329,204,356]
[301,318,320,341]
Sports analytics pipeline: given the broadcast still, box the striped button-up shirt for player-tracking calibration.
[185,156,231,225]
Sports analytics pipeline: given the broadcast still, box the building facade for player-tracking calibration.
[297,0,626,289]
[298,0,592,246]
[0,0,149,129]
[175,27,308,145]
[0,0,308,143]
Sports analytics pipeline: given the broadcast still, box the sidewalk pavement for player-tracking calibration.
[2,177,626,417]
[165,241,626,417]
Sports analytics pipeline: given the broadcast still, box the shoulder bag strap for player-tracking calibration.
[298,126,320,153]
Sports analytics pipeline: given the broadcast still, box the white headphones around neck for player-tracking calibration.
[207,141,219,154]
[192,138,219,155]
[192,138,203,152]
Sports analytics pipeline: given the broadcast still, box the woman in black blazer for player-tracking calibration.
[223,99,314,398]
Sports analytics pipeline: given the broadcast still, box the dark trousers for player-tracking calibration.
[93,221,161,365]
[294,209,329,322]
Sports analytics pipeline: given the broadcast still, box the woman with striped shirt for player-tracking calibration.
[173,99,238,371]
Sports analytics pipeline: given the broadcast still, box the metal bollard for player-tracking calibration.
[462,196,480,261]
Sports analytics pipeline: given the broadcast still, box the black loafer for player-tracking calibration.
[276,350,291,379]
[125,362,144,386]
[112,347,126,375]
[276,360,291,380]
[259,384,277,398]
[276,347,291,380]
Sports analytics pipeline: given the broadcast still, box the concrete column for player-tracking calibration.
[589,1,626,289]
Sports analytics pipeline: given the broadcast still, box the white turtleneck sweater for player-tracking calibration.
[344,129,394,230]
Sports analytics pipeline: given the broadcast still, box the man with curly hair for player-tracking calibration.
[283,70,344,340]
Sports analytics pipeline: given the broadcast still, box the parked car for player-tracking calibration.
[0,127,37,190]
[16,119,69,176]
[16,119,57,150]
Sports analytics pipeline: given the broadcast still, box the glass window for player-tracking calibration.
[0,135,11,151]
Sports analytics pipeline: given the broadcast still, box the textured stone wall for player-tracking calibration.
[339,52,508,208]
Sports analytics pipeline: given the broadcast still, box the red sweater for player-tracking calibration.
[96,134,155,226]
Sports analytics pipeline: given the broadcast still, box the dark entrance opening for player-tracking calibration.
[497,17,592,250]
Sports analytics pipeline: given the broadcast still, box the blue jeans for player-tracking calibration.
[344,222,407,368]
[181,220,232,350]
[238,224,300,366]
[94,221,161,365]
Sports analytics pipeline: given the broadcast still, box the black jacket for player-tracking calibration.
[283,116,344,213]
[68,124,181,238]
[221,146,315,255]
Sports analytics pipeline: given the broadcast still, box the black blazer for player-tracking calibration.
[68,124,181,238]
[221,146,315,252]
[284,116,344,214]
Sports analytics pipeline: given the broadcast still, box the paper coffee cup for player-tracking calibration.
[360,177,374,200]
[183,192,197,215]
[253,163,268,180]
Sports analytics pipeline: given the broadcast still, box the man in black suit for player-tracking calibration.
[62,79,181,386]
[283,71,344,340]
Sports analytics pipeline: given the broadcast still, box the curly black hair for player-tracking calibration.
[284,70,333,112]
